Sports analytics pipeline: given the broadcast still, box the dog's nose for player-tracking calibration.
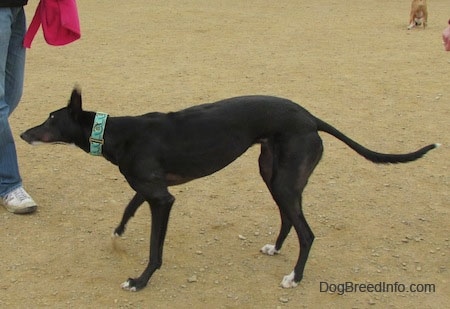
[20,132,31,143]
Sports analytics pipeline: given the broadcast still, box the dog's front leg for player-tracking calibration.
[408,11,416,30]
[422,10,428,28]
[114,193,146,237]
[121,193,175,292]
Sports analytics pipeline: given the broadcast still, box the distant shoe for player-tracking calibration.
[1,187,37,214]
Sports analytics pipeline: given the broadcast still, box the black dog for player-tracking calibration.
[21,88,438,291]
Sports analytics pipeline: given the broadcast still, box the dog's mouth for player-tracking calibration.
[50,141,72,145]
[20,131,70,146]
[26,140,45,146]
[26,140,72,146]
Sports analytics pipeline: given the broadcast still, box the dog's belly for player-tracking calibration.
[165,173,194,186]
[162,135,256,183]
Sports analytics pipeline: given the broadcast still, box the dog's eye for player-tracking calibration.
[50,114,55,119]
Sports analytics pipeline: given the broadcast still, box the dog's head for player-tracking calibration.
[21,88,89,147]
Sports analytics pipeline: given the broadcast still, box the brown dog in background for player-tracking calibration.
[408,0,428,30]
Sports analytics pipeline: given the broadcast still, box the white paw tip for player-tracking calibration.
[260,244,280,256]
[280,271,298,288]
[120,280,136,292]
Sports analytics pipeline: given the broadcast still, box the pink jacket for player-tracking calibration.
[23,0,81,48]
[443,19,450,51]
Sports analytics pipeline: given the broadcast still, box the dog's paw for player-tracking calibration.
[260,244,280,256]
[120,278,148,292]
[113,226,125,237]
[280,271,299,288]
[120,279,137,292]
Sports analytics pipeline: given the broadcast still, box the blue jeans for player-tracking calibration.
[0,7,26,197]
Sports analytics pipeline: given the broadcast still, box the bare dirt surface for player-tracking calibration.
[2,1,449,308]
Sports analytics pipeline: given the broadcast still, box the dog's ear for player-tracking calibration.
[68,87,83,120]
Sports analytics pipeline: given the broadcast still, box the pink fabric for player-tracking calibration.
[443,20,450,51]
[23,0,81,48]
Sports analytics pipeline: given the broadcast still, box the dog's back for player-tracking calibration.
[152,96,317,179]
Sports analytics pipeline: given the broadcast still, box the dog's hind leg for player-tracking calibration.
[259,139,299,256]
[259,140,292,255]
[260,211,292,256]
[114,193,146,237]
[262,133,323,288]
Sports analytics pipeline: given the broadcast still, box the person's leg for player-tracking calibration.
[0,7,36,214]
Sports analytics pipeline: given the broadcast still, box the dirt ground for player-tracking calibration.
[1,0,449,308]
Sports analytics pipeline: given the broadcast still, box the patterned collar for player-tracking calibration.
[89,112,108,156]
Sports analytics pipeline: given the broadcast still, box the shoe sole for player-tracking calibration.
[6,205,37,214]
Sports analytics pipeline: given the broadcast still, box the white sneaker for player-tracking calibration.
[1,187,37,214]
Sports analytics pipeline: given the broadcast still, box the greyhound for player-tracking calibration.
[20,88,438,291]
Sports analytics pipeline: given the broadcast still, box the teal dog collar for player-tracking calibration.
[89,112,108,156]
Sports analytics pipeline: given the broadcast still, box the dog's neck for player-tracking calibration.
[88,112,109,156]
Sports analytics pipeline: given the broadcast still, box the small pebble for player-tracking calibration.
[279,297,289,303]
[187,275,197,283]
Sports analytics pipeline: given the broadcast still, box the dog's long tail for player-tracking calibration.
[316,118,439,164]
